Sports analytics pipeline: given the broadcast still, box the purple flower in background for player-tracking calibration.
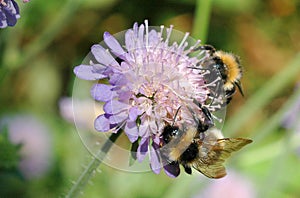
[282,85,300,132]
[281,84,300,155]
[74,20,222,177]
[0,0,29,29]
[0,0,20,28]
[195,171,256,198]
[0,114,53,179]
[59,97,104,131]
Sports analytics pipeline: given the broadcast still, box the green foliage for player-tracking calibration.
[0,128,25,198]
[0,128,21,170]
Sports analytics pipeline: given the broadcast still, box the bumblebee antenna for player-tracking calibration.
[171,106,181,127]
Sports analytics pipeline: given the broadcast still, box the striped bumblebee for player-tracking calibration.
[197,45,244,104]
[160,124,252,178]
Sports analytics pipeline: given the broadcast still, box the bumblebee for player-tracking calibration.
[160,125,252,178]
[197,45,244,104]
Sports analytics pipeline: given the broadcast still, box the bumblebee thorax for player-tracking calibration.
[215,51,242,91]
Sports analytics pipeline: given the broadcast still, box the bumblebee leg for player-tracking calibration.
[194,44,216,55]
[234,80,244,97]
[183,164,192,175]
[225,86,236,104]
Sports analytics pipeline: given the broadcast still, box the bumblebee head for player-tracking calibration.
[161,125,179,144]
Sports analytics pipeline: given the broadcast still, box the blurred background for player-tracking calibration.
[1,0,300,197]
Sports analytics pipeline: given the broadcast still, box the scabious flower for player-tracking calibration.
[0,0,29,29]
[73,20,223,177]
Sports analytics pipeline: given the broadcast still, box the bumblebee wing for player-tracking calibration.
[192,138,252,179]
[192,159,226,179]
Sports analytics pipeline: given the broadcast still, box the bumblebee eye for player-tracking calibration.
[171,129,178,136]
[162,125,180,144]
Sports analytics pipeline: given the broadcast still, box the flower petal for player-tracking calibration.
[91,84,117,102]
[137,24,145,48]
[125,29,135,52]
[117,90,132,102]
[94,114,111,132]
[152,135,160,145]
[103,100,129,114]
[138,122,148,137]
[148,29,159,47]
[124,121,139,142]
[128,106,142,121]
[74,65,106,80]
[163,161,180,178]
[149,145,161,174]
[133,22,138,37]
[109,111,128,124]
[91,44,119,68]
[109,73,128,86]
[103,32,126,58]
[137,137,149,162]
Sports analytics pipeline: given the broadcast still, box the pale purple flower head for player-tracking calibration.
[73,20,224,177]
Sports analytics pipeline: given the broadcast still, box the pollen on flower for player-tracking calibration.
[73,20,225,177]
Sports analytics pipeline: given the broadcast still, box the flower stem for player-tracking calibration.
[66,132,122,198]
[192,0,213,43]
